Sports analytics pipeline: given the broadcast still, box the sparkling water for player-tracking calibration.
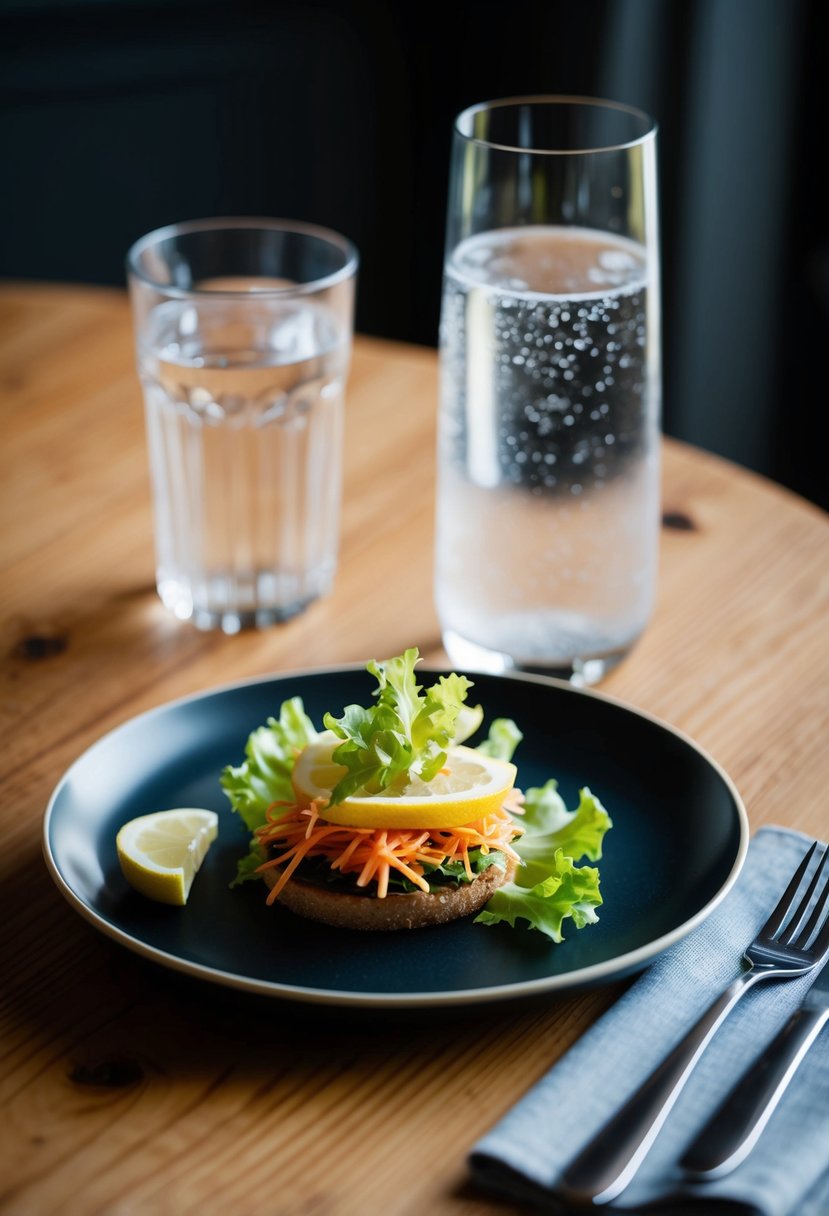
[435,225,660,679]
[138,296,348,631]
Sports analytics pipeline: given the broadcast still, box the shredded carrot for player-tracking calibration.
[254,798,524,902]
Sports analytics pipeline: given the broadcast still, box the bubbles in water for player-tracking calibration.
[441,225,653,494]
[435,225,659,670]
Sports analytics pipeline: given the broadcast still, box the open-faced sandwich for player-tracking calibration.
[221,649,611,940]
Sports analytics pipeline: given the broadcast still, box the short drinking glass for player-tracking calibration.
[128,218,358,632]
[435,97,660,684]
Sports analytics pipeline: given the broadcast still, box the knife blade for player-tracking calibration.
[680,961,829,1179]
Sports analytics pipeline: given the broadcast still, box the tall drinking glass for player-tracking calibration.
[435,97,660,684]
[128,218,357,633]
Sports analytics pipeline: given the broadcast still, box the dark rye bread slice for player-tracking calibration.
[264,855,517,931]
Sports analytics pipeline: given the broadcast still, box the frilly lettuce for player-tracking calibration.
[475,851,602,941]
[475,717,523,761]
[322,647,481,802]
[475,777,611,941]
[220,696,317,882]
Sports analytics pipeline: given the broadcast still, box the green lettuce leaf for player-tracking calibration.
[322,647,475,802]
[475,781,611,941]
[475,717,523,761]
[516,782,611,886]
[451,701,484,744]
[230,841,269,888]
[220,696,318,833]
[476,849,602,942]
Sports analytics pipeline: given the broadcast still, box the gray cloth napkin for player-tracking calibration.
[470,827,829,1215]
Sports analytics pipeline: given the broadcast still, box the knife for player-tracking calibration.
[681,961,829,1179]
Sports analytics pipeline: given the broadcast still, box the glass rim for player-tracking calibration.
[454,94,658,155]
[126,216,359,300]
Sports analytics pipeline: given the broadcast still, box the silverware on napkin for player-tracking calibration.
[559,841,829,1206]
[680,958,829,1179]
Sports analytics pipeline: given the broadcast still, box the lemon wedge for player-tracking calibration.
[291,734,517,829]
[116,808,219,906]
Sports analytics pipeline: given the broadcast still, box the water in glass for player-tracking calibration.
[436,224,660,680]
[138,294,347,631]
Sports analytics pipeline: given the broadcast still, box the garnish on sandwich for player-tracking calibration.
[220,649,611,940]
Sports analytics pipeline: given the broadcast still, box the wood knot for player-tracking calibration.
[69,1060,144,1089]
[661,510,697,532]
[13,634,68,659]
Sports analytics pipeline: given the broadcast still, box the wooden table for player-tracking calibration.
[1,283,828,1215]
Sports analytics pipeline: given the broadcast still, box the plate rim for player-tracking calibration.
[42,663,750,1009]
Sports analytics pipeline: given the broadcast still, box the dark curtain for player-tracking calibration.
[601,0,827,509]
[1,0,824,507]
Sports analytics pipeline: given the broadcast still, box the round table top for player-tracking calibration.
[1,282,827,1214]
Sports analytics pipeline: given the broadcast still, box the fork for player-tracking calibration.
[680,957,829,1178]
[559,840,829,1207]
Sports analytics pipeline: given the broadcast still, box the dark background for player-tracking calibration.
[2,0,826,508]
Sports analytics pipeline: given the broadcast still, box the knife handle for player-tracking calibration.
[559,971,759,1205]
[680,1004,829,1179]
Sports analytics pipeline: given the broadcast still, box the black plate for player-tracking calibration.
[43,667,748,1008]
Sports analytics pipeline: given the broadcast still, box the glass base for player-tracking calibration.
[189,598,317,634]
[158,573,328,634]
[441,629,631,688]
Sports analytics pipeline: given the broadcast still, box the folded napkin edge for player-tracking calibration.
[469,1151,564,1212]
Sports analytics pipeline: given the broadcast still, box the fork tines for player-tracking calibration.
[773,841,829,949]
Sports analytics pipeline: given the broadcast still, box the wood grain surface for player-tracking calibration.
[1,283,828,1215]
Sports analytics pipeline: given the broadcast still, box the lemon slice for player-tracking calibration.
[116,808,219,906]
[291,734,517,828]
